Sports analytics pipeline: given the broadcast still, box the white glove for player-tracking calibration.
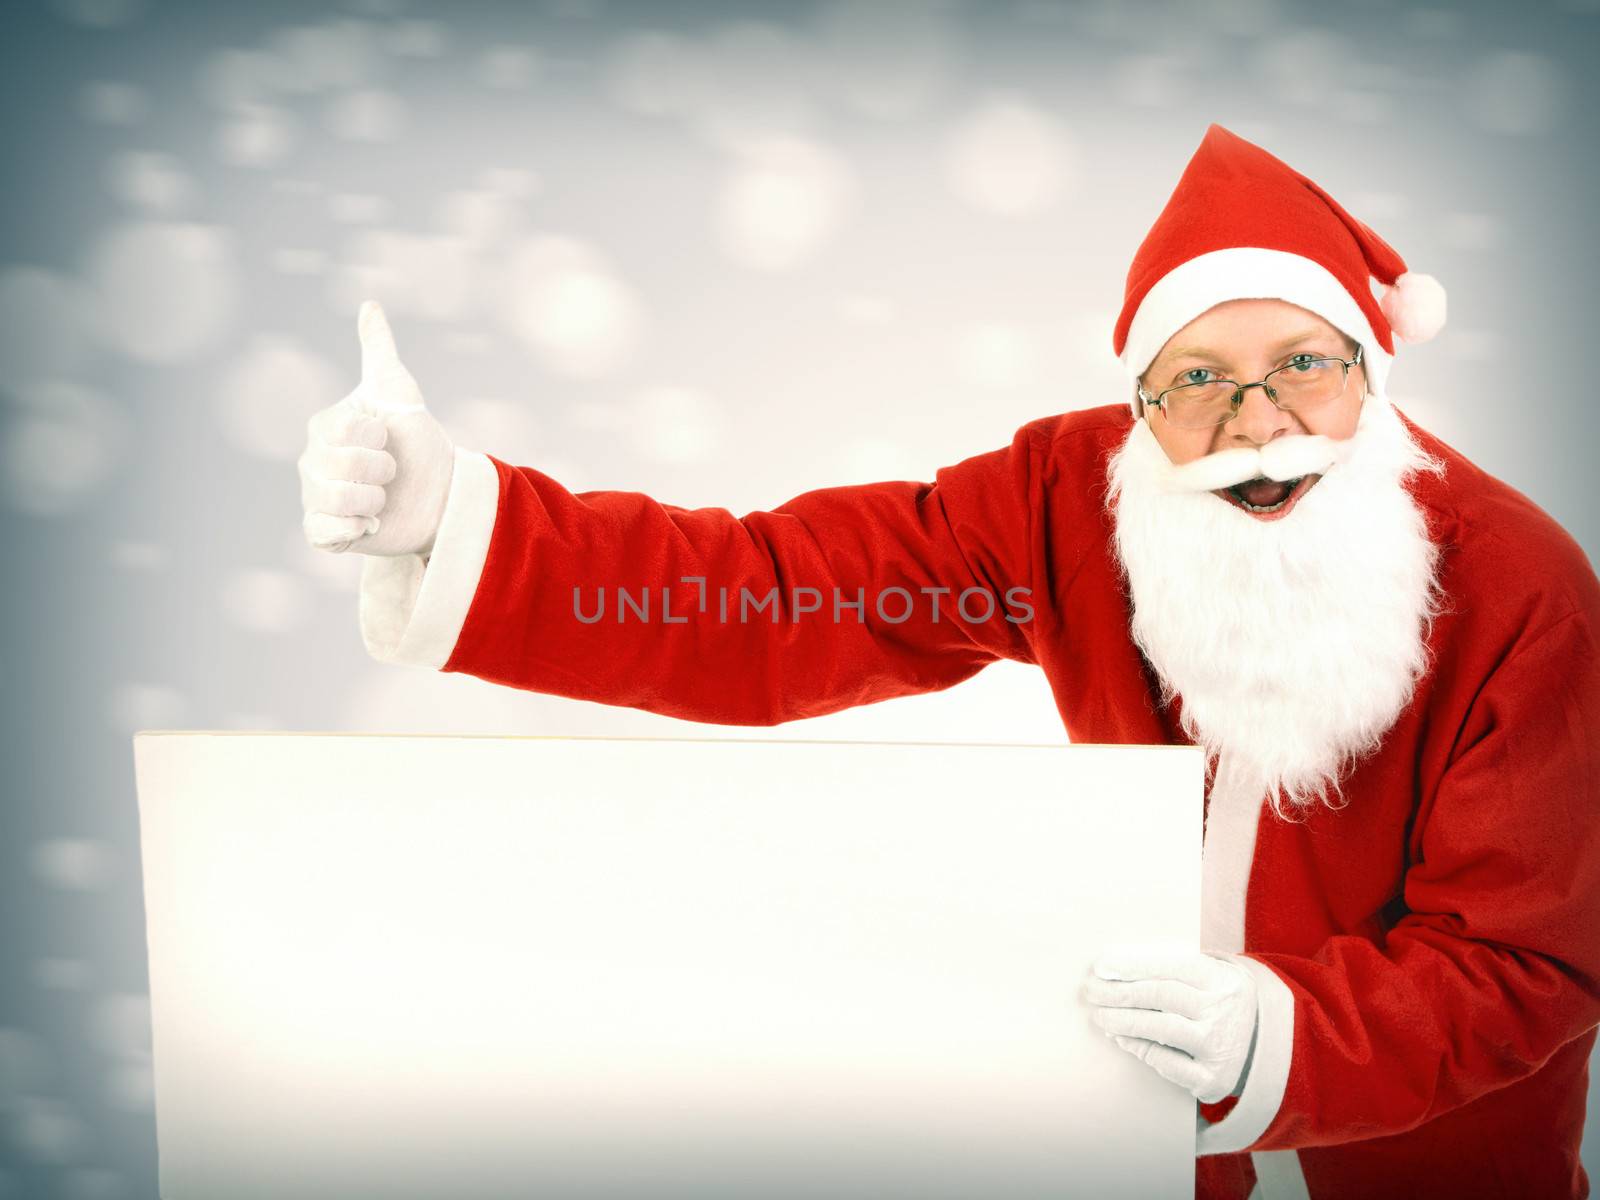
[299,301,455,557]
[1085,946,1258,1104]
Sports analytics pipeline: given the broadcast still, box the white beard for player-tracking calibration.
[1105,397,1444,818]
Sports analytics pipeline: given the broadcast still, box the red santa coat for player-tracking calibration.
[361,403,1600,1199]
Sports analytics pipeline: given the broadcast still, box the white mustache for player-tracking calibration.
[1159,434,1352,494]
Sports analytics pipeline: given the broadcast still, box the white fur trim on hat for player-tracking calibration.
[1379,272,1446,344]
[1121,247,1393,415]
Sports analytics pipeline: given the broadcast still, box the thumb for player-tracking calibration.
[358,299,403,382]
[357,300,424,410]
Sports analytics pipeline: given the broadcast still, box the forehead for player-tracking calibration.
[1152,298,1349,365]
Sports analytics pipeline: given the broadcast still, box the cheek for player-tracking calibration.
[1149,421,1217,465]
[1303,393,1362,440]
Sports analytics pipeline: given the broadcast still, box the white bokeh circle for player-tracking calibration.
[326,89,407,142]
[30,839,116,890]
[329,231,474,323]
[272,21,379,94]
[106,150,193,214]
[814,0,957,120]
[1472,51,1563,134]
[0,268,98,389]
[944,97,1072,217]
[108,684,187,734]
[81,80,147,125]
[10,1097,86,1164]
[1,381,124,516]
[219,568,312,634]
[86,222,237,363]
[199,49,288,111]
[627,387,723,465]
[499,236,641,378]
[714,137,854,270]
[955,323,1039,390]
[218,104,298,168]
[218,334,344,461]
[603,31,702,117]
[481,46,540,90]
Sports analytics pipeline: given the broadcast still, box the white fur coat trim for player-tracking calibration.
[1198,954,1297,1158]
[1195,751,1299,1165]
[359,448,499,670]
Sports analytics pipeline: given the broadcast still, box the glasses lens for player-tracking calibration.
[1160,381,1237,428]
[1263,359,1345,410]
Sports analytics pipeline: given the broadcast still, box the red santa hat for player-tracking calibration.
[1114,124,1445,414]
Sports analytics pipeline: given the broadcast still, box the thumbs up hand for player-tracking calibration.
[299,301,455,556]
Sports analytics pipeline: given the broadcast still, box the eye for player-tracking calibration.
[1177,367,1219,386]
[1283,353,1326,372]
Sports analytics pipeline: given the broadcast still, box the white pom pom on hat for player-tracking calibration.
[1379,271,1447,344]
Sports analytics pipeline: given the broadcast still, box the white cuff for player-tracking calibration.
[1197,955,1295,1156]
[358,448,500,669]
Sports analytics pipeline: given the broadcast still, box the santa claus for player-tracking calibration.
[299,125,1600,1198]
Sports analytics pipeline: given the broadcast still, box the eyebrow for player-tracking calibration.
[1159,330,1332,366]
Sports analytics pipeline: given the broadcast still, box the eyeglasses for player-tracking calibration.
[1137,345,1363,430]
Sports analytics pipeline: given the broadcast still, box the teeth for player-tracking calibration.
[1229,476,1302,514]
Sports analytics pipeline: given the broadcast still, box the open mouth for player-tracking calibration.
[1218,474,1317,519]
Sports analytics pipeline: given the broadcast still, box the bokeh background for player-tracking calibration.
[3,0,1598,1194]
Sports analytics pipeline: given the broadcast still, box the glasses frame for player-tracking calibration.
[1136,344,1364,428]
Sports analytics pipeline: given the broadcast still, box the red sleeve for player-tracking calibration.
[438,426,1042,725]
[1245,608,1600,1149]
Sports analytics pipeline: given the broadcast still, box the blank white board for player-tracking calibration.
[132,733,1202,1199]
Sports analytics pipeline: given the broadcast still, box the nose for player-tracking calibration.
[1222,381,1295,446]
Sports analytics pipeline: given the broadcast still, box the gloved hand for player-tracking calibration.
[299,300,455,557]
[1085,946,1258,1104]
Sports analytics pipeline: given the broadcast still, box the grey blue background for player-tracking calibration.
[3,0,1597,1195]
